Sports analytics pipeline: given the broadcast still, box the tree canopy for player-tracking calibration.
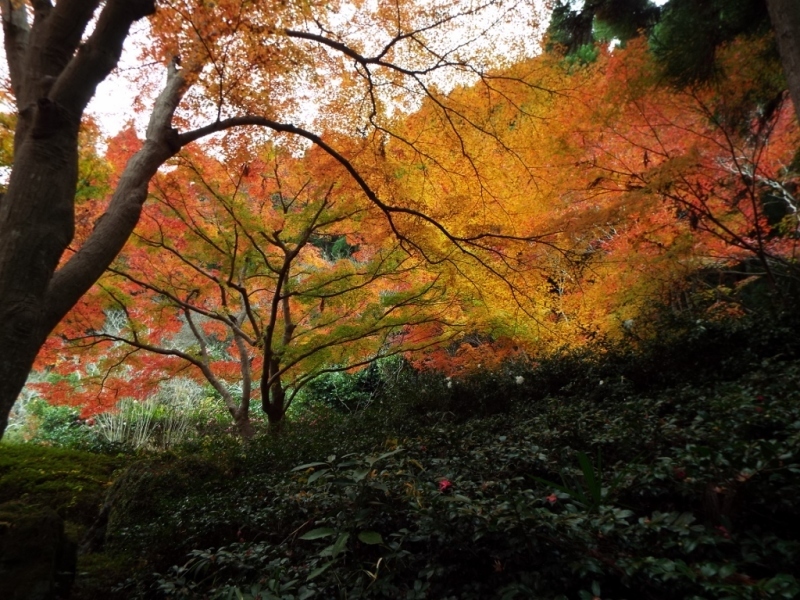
[0,0,549,437]
[1,0,800,438]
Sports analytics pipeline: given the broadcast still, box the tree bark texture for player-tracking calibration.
[767,0,800,126]
[0,0,171,438]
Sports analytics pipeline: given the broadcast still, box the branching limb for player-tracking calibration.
[45,56,187,329]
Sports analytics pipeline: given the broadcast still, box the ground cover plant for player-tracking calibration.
[0,441,126,599]
[4,311,792,599]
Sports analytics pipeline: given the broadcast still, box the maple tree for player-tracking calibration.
[37,138,456,435]
[524,34,800,341]
[3,0,799,438]
[409,29,800,367]
[0,0,551,438]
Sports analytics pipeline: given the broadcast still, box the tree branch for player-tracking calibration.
[0,0,30,102]
[44,56,185,331]
[50,0,155,118]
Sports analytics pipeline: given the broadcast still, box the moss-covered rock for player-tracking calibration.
[0,444,123,528]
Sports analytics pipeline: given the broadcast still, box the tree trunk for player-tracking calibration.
[0,109,81,436]
[0,77,181,438]
[767,0,800,125]
[232,408,255,439]
[0,0,161,439]
[261,357,287,427]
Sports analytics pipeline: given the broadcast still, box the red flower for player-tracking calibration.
[716,525,731,539]
[438,479,453,493]
[546,493,558,504]
[673,467,687,480]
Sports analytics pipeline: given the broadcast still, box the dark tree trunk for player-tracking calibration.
[767,0,800,126]
[261,357,287,426]
[0,133,77,435]
[0,0,178,439]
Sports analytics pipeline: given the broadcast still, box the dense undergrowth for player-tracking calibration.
[3,309,800,599]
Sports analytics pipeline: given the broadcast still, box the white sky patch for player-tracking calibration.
[570,0,669,9]
[2,0,552,142]
[89,20,157,139]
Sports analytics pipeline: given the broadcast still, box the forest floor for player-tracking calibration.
[2,315,800,599]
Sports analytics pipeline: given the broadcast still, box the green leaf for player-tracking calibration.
[331,532,350,557]
[298,588,316,600]
[719,564,736,578]
[299,527,336,540]
[292,462,329,472]
[306,561,333,581]
[367,448,403,466]
[351,468,371,482]
[358,531,384,545]
[673,512,696,528]
[307,469,330,484]
[577,451,601,505]
[699,563,718,577]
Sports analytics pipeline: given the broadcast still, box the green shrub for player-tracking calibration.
[110,348,800,599]
[11,308,799,599]
[299,364,385,413]
[12,399,100,451]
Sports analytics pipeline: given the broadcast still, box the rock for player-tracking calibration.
[0,501,76,600]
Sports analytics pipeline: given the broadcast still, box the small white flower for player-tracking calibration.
[447,379,453,389]
[515,376,524,385]
[599,380,604,386]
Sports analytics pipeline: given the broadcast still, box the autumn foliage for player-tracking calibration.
[32,26,800,427]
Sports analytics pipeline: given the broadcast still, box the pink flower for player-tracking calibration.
[438,479,453,493]
[546,493,558,504]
